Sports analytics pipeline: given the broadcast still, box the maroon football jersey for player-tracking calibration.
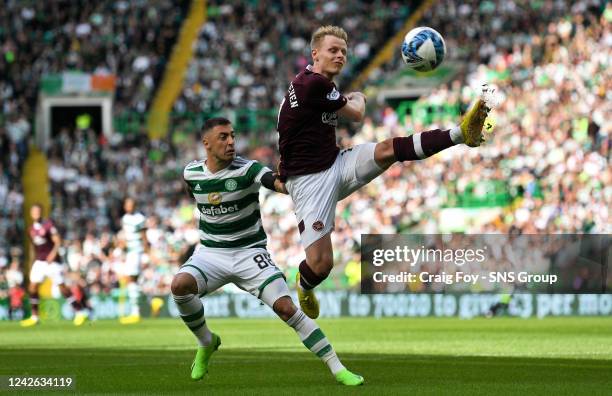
[277,67,348,181]
[29,219,58,261]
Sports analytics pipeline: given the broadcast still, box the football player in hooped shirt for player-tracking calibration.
[20,204,89,327]
[171,118,364,385]
[277,25,491,319]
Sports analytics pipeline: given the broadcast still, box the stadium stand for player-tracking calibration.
[0,0,189,300]
[263,0,610,287]
[0,1,609,303]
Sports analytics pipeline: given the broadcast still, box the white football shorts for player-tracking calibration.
[177,245,288,303]
[117,251,143,277]
[285,143,384,248]
[29,260,66,285]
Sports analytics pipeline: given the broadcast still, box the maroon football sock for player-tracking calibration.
[393,128,456,162]
[299,260,327,290]
[30,291,39,316]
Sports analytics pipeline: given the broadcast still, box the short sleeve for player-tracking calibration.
[46,220,58,235]
[136,214,146,231]
[252,162,273,185]
[302,75,347,112]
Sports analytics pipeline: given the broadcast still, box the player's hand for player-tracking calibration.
[346,92,366,103]
[274,179,288,195]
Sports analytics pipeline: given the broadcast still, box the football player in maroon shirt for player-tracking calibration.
[20,204,89,326]
[277,25,491,318]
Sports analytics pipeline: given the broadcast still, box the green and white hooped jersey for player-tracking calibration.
[122,212,146,253]
[184,157,270,249]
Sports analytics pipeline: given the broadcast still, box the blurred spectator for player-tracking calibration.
[262,0,610,286]
[177,0,416,113]
[0,1,609,298]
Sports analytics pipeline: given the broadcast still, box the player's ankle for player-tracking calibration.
[298,260,327,289]
[326,355,345,375]
[197,332,213,347]
[450,126,464,144]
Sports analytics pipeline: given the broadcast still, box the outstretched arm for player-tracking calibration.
[261,172,288,194]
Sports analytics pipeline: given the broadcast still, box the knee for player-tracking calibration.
[374,139,396,168]
[379,139,394,156]
[273,297,297,322]
[171,273,198,296]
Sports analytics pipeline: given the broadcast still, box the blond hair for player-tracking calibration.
[310,25,348,50]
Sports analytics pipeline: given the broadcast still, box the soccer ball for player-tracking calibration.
[401,27,446,72]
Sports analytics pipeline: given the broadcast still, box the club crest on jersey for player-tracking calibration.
[326,87,340,100]
[208,192,222,205]
[225,179,238,191]
[312,221,325,231]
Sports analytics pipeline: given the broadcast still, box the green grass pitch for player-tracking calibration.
[1,317,611,395]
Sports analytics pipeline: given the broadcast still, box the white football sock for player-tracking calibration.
[173,293,212,347]
[127,282,140,316]
[286,309,345,375]
[450,125,464,144]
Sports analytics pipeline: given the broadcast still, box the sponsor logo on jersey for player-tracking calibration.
[225,179,238,191]
[326,87,340,100]
[194,184,202,191]
[208,192,222,205]
[32,235,47,245]
[321,112,338,126]
[312,221,325,231]
[201,204,240,217]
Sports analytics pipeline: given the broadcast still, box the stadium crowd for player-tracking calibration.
[1,1,610,308]
[264,0,611,288]
[177,0,416,113]
[0,0,188,307]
